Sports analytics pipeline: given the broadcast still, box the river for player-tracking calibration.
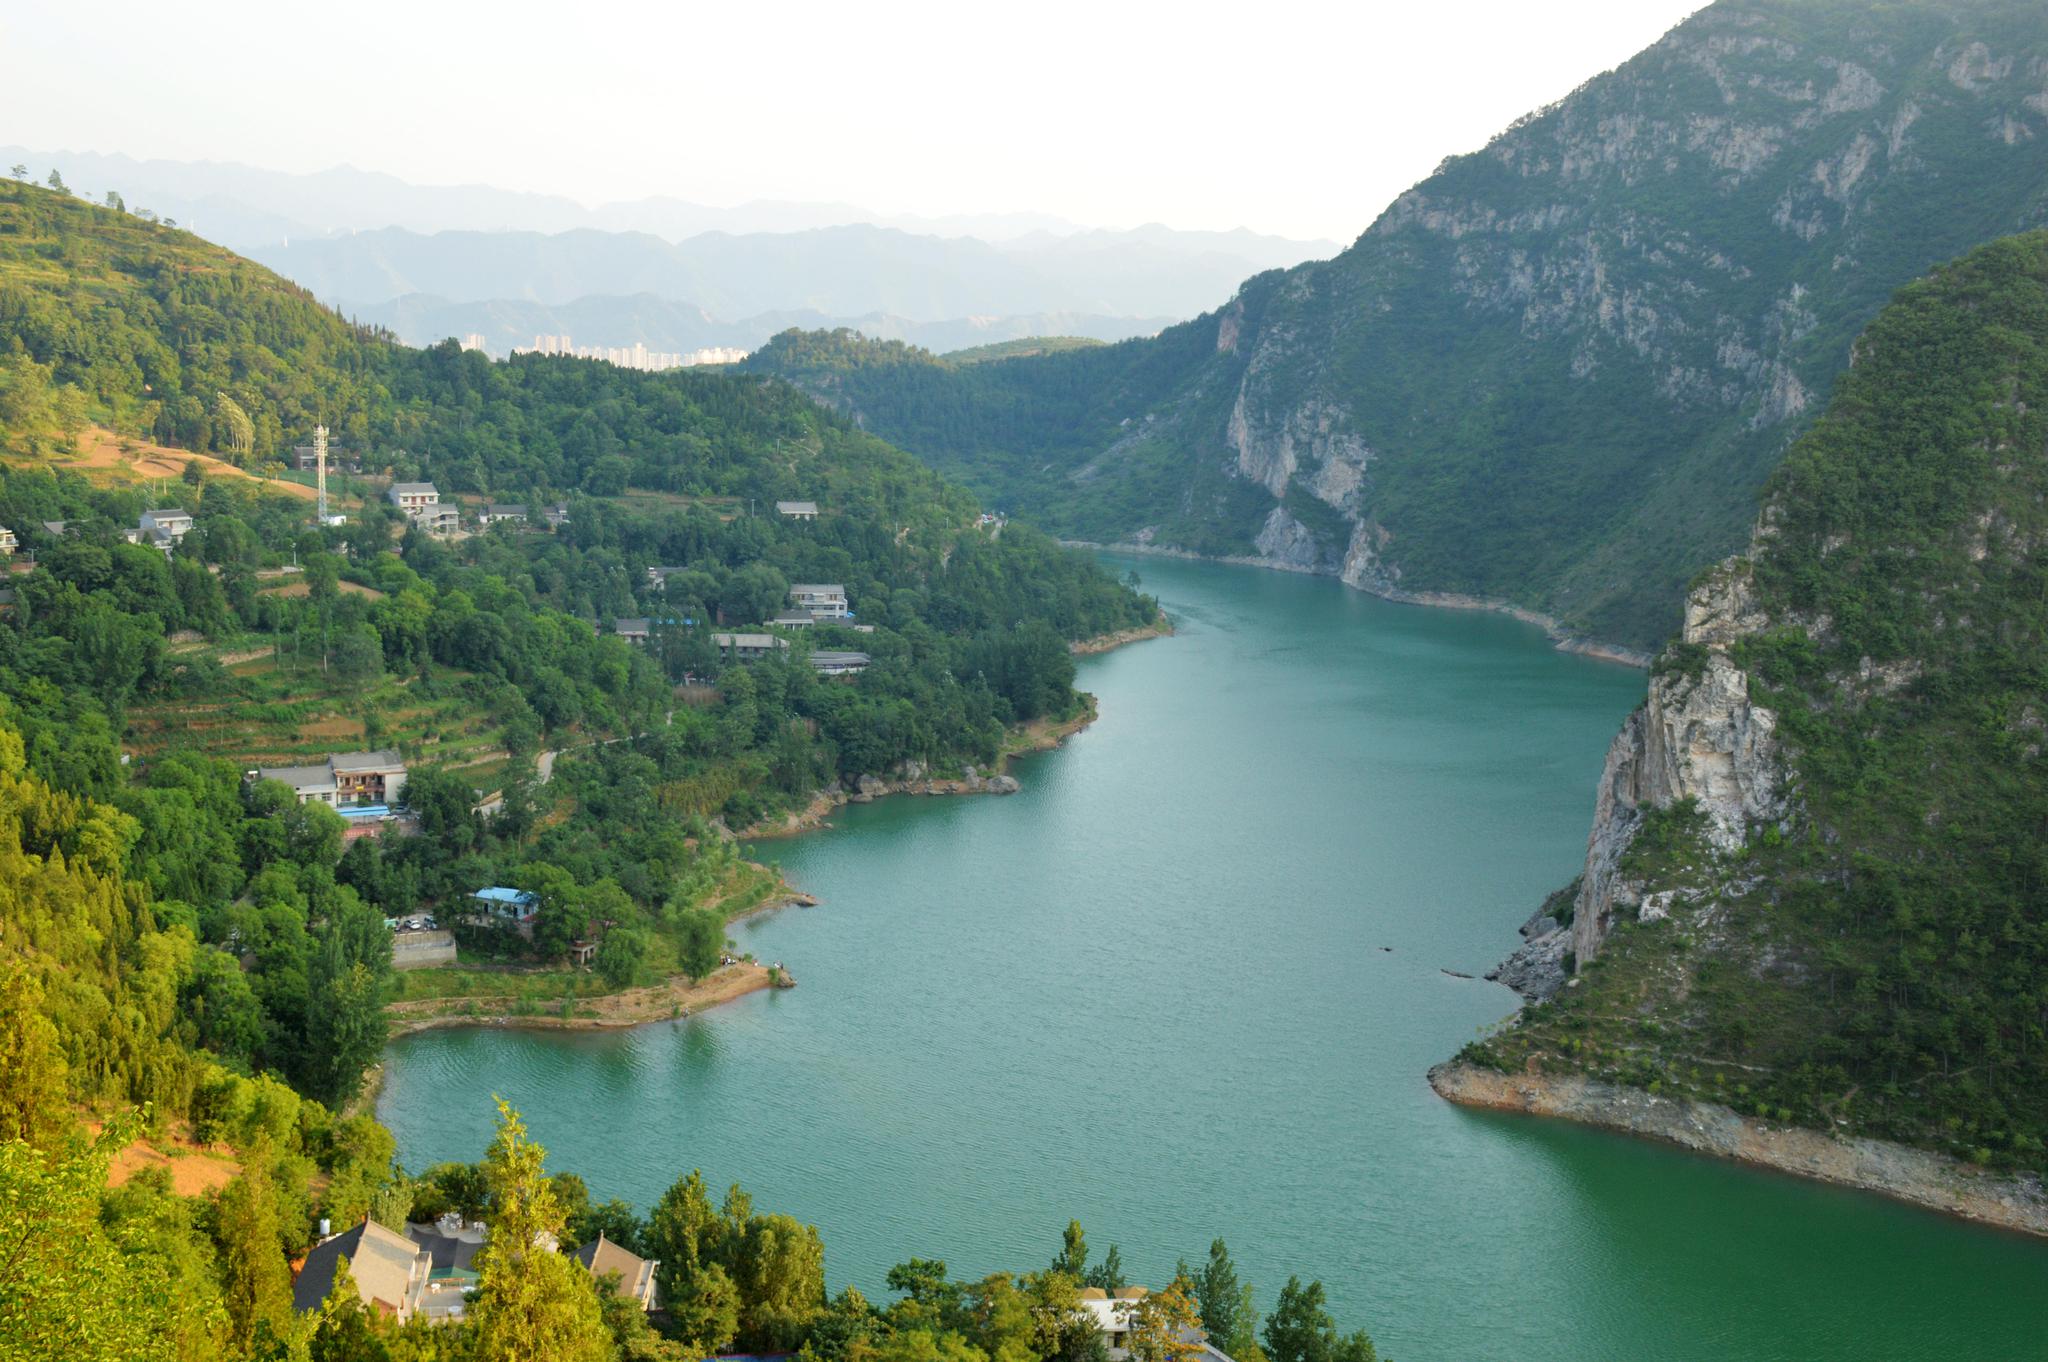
[379,554,2048,1362]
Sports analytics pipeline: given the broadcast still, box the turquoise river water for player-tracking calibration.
[380,555,2048,1361]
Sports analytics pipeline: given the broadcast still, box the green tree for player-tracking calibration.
[466,1099,613,1362]
[734,1210,827,1348]
[647,1170,740,1354]
[0,962,68,1146]
[1261,1278,1375,1362]
[674,905,727,982]
[1189,1239,1249,1356]
[595,926,647,989]
[0,1119,204,1362]
[1082,1243,1125,1292]
[1051,1220,1088,1278]
[333,625,384,682]
[214,1146,296,1357]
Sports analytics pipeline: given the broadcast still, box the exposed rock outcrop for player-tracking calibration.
[1568,559,1787,968]
[1488,902,1574,1001]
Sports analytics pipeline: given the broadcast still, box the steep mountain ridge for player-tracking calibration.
[1458,230,2048,1175]
[750,0,2048,650]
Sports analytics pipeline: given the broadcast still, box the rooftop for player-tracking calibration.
[256,763,335,790]
[294,1219,428,1317]
[330,749,405,772]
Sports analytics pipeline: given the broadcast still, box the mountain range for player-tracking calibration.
[252,222,1281,327]
[746,0,2048,652]
[1,146,1333,354]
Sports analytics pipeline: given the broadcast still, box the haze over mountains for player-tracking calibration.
[0,146,1333,354]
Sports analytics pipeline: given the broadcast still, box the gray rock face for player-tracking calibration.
[985,774,1021,795]
[1570,559,1787,966]
[1488,902,1572,1001]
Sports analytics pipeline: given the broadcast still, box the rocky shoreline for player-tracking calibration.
[1069,612,1173,655]
[1063,539,1651,667]
[1428,1061,2048,1238]
[743,701,1099,839]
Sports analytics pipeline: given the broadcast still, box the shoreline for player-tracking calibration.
[382,960,787,1042]
[743,697,1102,840]
[1428,1061,2048,1238]
[1069,611,1174,655]
[1066,540,1650,668]
[371,621,1160,1070]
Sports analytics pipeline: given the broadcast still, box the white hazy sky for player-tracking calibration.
[2,0,1706,242]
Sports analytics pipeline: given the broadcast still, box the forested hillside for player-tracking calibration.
[0,179,1360,1362]
[748,0,2048,650]
[0,174,1158,1094]
[1460,231,2048,1171]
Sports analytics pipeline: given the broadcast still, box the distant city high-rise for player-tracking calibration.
[458,333,488,353]
[512,334,748,372]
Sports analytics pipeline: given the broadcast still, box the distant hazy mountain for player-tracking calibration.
[251,222,1302,325]
[3,147,1331,360]
[0,146,1335,255]
[343,292,1172,356]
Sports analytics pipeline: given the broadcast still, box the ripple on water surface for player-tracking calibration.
[381,555,2048,1362]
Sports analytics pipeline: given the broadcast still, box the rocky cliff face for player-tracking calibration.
[1459,229,2048,1167]
[1495,555,1787,995]
[1174,0,2048,649]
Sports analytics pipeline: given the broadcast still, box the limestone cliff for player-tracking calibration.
[1493,555,1788,996]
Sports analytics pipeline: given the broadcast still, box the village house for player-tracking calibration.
[769,609,816,630]
[477,503,528,526]
[789,583,850,619]
[0,526,17,554]
[574,1233,660,1311]
[810,650,871,676]
[612,617,652,643]
[139,508,193,554]
[387,481,440,513]
[141,508,194,540]
[712,631,790,661]
[39,520,69,539]
[414,503,462,536]
[776,499,820,520]
[472,886,540,929]
[293,1219,434,1323]
[541,503,570,529]
[251,750,407,807]
[1077,1287,1236,1362]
